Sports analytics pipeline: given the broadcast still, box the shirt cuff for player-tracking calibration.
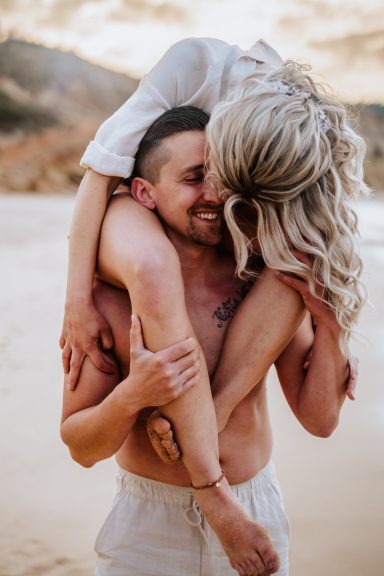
[80,140,136,178]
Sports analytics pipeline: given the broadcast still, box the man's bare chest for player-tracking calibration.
[185,280,252,377]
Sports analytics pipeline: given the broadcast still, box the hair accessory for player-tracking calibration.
[317,108,331,133]
[270,80,330,133]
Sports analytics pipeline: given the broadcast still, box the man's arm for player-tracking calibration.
[212,268,306,432]
[60,316,200,467]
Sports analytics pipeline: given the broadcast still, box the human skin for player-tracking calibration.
[61,130,350,576]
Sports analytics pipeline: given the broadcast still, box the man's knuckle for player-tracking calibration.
[154,355,165,369]
[165,375,176,388]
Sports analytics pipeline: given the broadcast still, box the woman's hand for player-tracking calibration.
[60,299,115,391]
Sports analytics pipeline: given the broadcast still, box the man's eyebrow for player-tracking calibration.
[178,163,205,176]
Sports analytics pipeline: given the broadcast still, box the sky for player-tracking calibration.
[1,0,384,103]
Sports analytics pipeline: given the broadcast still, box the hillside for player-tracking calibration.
[0,38,383,194]
[0,38,138,193]
[356,104,384,193]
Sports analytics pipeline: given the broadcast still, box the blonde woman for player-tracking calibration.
[61,39,366,576]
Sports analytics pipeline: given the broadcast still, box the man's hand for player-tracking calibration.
[125,315,201,410]
[60,300,115,391]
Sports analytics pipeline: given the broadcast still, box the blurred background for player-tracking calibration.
[0,0,383,194]
[0,1,383,575]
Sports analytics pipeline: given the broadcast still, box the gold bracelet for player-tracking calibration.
[191,470,225,490]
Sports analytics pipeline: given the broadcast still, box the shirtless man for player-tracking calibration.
[61,107,352,576]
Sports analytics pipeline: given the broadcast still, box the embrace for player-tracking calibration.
[60,37,366,576]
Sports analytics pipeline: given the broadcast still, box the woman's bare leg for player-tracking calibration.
[98,194,221,483]
[97,193,280,575]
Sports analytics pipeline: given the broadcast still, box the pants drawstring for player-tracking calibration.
[183,500,210,552]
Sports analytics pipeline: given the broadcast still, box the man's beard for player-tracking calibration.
[186,217,223,246]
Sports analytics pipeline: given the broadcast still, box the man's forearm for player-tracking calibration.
[213,269,305,432]
[61,381,140,467]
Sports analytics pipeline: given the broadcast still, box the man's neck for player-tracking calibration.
[165,230,226,288]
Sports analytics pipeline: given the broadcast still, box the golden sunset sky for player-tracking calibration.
[1,0,383,103]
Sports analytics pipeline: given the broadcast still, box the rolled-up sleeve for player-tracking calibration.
[80,38,223,178]
[80,78,174,177]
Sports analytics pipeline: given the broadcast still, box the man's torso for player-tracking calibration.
[95,251,273,486]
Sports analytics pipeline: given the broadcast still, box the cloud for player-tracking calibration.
[311,29,384,65]
[39,0,85,28]
[110,0,189,23]
[278,0,339,26]
[0,0,16,10]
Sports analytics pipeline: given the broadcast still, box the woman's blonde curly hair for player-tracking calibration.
[206,61,369,354]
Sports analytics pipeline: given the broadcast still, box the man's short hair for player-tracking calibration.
[130,106,210,184]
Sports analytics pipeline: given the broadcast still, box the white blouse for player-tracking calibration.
[80,37,282,178]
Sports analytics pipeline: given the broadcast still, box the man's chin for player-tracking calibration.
[187,220,224,246]
[191,233,222,247]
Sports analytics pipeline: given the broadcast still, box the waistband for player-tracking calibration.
[115,460,277,507]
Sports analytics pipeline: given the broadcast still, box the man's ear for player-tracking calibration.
[130,177,156,210]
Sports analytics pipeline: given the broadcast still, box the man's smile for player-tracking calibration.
[191,205,223,223]
[194,211,220,221]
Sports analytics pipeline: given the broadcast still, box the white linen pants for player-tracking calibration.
[95,461,290,576]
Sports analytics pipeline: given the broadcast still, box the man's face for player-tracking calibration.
[151,130,224,247]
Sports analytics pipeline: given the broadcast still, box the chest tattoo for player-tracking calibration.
[212,280,254,328]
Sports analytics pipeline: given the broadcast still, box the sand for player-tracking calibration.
[0,194,383,576]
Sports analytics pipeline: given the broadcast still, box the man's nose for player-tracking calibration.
[201,182,221,205]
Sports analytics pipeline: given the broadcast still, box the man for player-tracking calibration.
[61,107,352,576]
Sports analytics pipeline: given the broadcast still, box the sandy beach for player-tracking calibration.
[0,193,383,576]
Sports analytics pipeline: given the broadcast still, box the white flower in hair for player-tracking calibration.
[318,109,331,133]
[270,80,330,132]
[270,80,310,100]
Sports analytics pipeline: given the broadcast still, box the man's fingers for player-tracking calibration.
[157,337,197,364]
[129,314,144,352]
[175,365,200,396]
[173,349,200,374]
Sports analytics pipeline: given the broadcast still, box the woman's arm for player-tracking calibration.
[62,40,228,390]
[60,170,121,390]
